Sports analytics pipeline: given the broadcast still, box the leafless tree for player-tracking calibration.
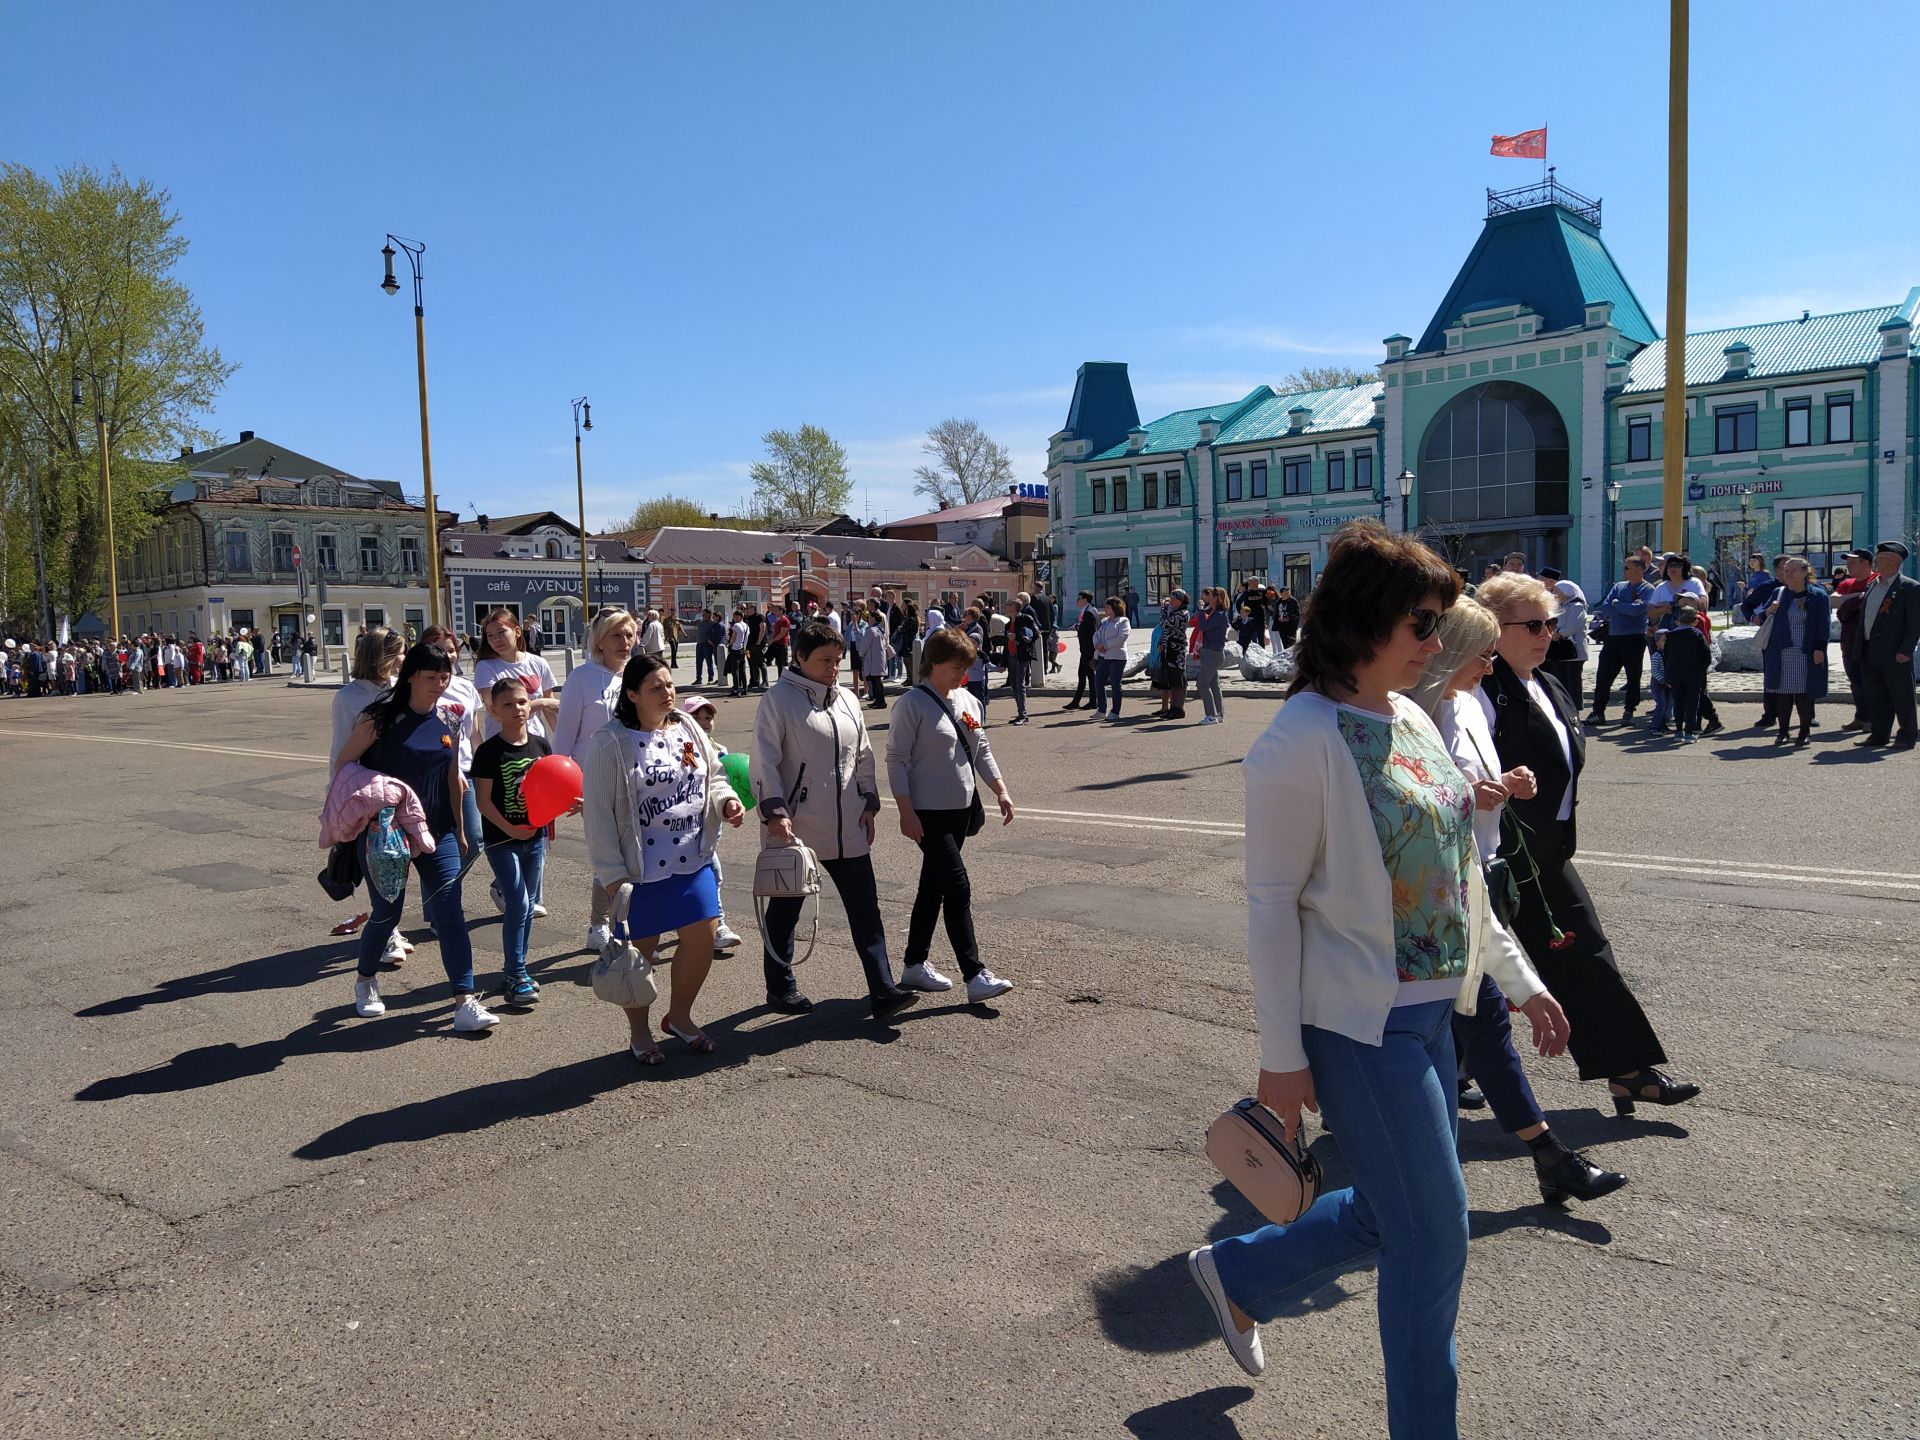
[912,418,1015,509]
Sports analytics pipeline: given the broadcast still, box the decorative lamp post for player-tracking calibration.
[572,397,593,640]
[72,371,121,639]
[1033,531,1056,594]
[1604,478,1623,580]
[1396,469,1415,535]
[380,235,442,627]
[840,551,858,605]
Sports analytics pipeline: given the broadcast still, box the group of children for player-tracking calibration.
[1652,599,1714,742]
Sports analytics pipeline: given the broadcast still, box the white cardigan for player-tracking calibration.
[1245,691,1545,1073]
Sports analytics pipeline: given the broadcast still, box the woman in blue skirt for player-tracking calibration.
[583,654,746,1064]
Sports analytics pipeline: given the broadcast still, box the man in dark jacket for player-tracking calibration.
[1834,548,1875,731]
[1065,590,1098,709]
[1856,541,1920,750]
[1034,588,1060,673]
[1006,592,1040,724]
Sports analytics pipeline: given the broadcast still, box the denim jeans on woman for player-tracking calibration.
[1095,657,1126,714]
[1210,999,1467,1440]
[358,829,476,993]
[486,836,547,982]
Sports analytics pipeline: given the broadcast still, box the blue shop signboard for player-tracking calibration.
[451,568,644,620]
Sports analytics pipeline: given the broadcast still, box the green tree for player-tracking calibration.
[748,424,850,526]
[0,163,234,624]
[1278,364,1371,391]
[912,417,1014,509]
[612,492,725,532]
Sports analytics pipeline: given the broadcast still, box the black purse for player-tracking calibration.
[916,683,987,836]
[318,839,363,901]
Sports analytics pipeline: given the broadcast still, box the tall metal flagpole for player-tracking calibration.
[1663,0,1689,552]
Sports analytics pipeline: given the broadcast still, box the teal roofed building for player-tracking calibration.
[1044,176,1919,609]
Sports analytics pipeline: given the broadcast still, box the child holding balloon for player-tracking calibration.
[470,675,574,1007]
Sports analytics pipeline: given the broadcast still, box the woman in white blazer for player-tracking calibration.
[1184,521,1569,1440]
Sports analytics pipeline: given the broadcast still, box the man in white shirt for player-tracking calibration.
[639,609,666,660]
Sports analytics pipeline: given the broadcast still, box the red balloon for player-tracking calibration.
[521,754,583,827]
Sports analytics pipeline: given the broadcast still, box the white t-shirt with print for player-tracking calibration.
[474,654,559,739]
[627,723,713,880]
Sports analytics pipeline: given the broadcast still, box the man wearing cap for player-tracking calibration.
[1855,541,1920,750]
[1833,549,1876,731]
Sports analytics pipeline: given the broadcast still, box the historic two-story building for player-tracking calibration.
[117,432,442,647]
[1047,178,1919,601]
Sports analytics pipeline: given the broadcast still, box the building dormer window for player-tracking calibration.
[546,539,562,559]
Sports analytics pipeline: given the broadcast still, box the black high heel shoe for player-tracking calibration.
[1609,1068,1701,1116]
[1535,1145,1629,1206]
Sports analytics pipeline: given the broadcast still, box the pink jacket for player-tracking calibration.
[319,762,434,852]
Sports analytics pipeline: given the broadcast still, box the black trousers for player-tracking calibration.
[1668,682,1703,732]
[866,673,887,706]
[1453,974,1544,1134]
[1841,642,1864,722]
[761,853,897,999]
[903,806,982,980]
[1859,654,1917,741]
[1508,820,1668,1081]
[1275,623,1299,648]
[1543,637,1584,712]
[1590,635,1646,716]
[1070,646,1094,704]
[726,650,746,693]
[748,646,767,689]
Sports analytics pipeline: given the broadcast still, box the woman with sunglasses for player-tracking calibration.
[1186,522,1564,1439]
[1409,601,1627,1207]
[1475,573,1701,1119]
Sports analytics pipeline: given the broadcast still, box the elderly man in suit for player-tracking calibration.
[1855,541,1920,751]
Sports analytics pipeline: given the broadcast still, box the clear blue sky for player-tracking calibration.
[6,0,1916,527]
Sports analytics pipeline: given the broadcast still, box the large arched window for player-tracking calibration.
[1417,382,1569,524]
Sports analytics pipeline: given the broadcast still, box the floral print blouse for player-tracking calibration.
[1335,704,1474,997]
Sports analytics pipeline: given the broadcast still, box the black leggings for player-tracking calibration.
[903,806,981,979]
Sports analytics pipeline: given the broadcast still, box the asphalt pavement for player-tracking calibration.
[0,677,1914,1438]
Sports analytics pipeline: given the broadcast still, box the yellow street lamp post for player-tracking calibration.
[381,236,442,628]
[72,370,121,639]
[573,396,593,643]
[1663,0,1689,550]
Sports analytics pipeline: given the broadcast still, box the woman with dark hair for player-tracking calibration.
[750,620,919,1018]
[885,625,1016,1002]
[1475,573,1700,1117]
[1758,556,1830,746]
[1152,589,1190,720]
[582,653,746,1063]
[333,641,492,1032]
[1187,522,1564,1436]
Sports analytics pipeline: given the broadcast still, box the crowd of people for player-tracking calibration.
[0,627,321,696]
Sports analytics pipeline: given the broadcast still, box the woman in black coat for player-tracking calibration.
[1475,574,1701,1118]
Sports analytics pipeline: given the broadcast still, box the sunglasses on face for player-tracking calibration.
[1503,618,1558,636]
[1408,607,1442,641]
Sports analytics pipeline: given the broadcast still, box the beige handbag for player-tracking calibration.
[590,883,658,1009]
[753,834,820,966]
[1205,1098,1324,1226]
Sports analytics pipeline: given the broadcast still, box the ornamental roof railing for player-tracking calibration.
[1486,170,1602,226]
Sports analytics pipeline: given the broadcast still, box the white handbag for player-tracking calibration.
[590,882,659,1009]
[753,835,821,966]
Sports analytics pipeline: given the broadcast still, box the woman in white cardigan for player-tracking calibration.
[551,608,638,951]
[1185,522,1569,1440]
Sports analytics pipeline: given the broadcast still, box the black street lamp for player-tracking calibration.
[378,234,442,627]
[1604,478,1623,579]
[1396,469,1415,534]
[573,395,593,640]
[840,551,858,605]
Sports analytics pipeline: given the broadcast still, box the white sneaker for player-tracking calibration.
[451,995,499,1032]
[714,924,744,951]
[353,978,386,1017]
[531,902,549,919]
[1199,715,1219,725]
[1187,1245,1264,1376]
[384,932,409,963]
[586,924,611,952]
[966,969,1014,1002]
[900,961,954,992]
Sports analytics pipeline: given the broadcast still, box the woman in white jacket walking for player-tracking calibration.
[551,608,638,950]
[750,620,918,1019]
[1184,522,1569,1440]
[582,653,744,1063]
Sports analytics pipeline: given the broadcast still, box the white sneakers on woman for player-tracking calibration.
[353,978,386,1017]
[452,995,499,1032]
[966,970,1014,1002]
[899,962,954,992]
[1187,1245,1264,1376]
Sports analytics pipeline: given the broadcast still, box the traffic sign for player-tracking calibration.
[292,544,303,568]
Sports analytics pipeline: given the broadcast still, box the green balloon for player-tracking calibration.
[721,751,756,810]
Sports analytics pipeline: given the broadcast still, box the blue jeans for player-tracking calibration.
[1008,652,1030,717]
[1211,1001,1467,1440]
[695,642,715,685]
[486,837,547,980]
[358,829,476,993]
[1095,658,1125,713]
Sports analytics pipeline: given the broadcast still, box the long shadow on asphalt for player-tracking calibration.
[289,997,913,1161]
[1091,1132,1620,1359]
[1073,758,1244,791]
[1124,1385,1257,1438]
[74,922,499,1017]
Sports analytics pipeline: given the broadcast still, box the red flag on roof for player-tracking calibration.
[1490,127,1547,159]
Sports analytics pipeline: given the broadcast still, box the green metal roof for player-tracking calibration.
[1216,382,1382,445]
[1621,288,1919,392]
[1087,381,1381,461]
[179,434,360,482]
[1416,202,1657,352]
